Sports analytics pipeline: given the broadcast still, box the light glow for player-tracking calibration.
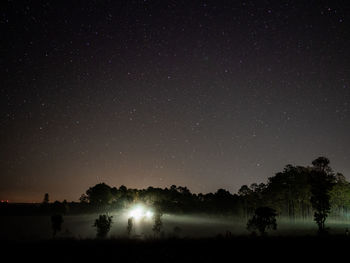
[129,207,144,220]
[146,210,154,218]
[127,204,153,221]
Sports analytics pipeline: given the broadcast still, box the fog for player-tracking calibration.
[1,211,350,240]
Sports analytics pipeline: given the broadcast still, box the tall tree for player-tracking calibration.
[86,183,113,206]
[43,193,49,204]
[309,157,335,234]
[152,210,163,237]
[265,165,312,219]
[330,173,350,217]
[51,214,63,238]
[127,217,134,237]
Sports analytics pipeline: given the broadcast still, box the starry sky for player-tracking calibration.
[1,0,350,202]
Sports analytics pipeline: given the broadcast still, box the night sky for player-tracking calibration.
[1,1,350,202]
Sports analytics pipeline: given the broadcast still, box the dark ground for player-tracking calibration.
[2,236,349,262]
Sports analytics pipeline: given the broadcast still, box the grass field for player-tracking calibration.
[1,212,350,240]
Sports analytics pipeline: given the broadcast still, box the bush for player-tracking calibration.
[93,214,113,238]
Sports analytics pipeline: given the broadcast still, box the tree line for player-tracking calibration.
[1,156,347,236]
[2,156,348,222]
[75,157,349,222]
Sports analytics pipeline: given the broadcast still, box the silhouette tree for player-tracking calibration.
[247,207,277,236]
[238,185,254,219]
[312,156,332,173]
[309,157,335,234]
[51,201,68,214]
[127,217,134,237]
[79,194,89,203]
[51,214,63,238]
[93,214,113,238]
[152,211,163,237]
[330,173,350,218]
[76,158,348,220]
[265,165,312,220]
[86,183,113,206]
[43,193,49,204]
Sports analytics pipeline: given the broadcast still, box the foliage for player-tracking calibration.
[264,165,312,219]
[43,193,49,204]
[152,211,163,236]
[51,201,68,214]
[127,217,134,237]
[330,174,350,217]
[247,207,277,235]
[73,157,346,226]
[79,194,89,204]
[9,156,342,235]
[51,214,63,237]
[309,157,336,234]
[86,183,114,206]
[312,157,332,173]
[93,214,113,238]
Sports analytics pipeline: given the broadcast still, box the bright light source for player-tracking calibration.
[146,210,153,218]
[129,206,144,220]
[127,204,153,221]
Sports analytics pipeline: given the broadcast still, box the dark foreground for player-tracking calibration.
[2,236,350,262]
